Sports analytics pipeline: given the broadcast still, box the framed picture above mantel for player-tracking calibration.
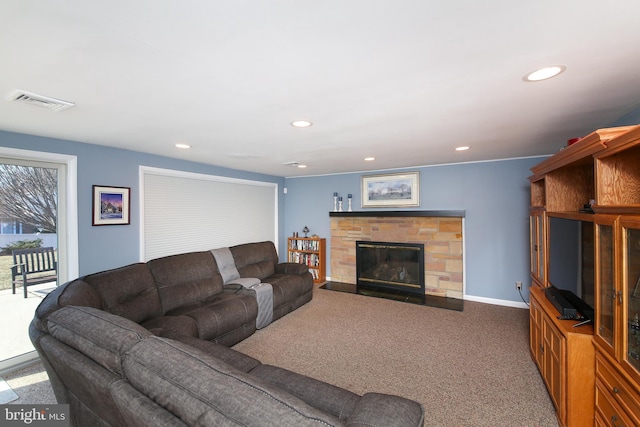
[361,172,419,208]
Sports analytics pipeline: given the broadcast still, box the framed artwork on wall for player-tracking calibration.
[92,185,130,226]
[361,172,419,208]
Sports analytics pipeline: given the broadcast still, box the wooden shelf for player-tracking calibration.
[287,237,326,284]
[596,143,640,208]
[529,124,640,214]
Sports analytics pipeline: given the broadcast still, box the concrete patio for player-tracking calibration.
[0,282,56,362]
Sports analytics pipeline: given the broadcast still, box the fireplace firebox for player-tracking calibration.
[356,241,425,295]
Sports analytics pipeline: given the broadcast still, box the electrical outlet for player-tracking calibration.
[515,281,523,290]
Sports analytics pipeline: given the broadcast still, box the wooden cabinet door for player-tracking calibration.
[543,314,565,418]
[530,297,543,368]
[594,216,619,358]
[620,217,640,384]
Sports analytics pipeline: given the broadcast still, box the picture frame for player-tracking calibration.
[92,185,130,226]
[361,172,419,208]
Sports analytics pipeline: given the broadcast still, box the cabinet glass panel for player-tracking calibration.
[627,227,640,372]
[530,216,536,275]
[597,224,615,347]
[538,215,545,281]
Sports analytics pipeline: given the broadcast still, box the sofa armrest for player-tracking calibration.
[222,284,256,295]
[347,393,425,427]
[275,262,309,275]
[249,364,360,421]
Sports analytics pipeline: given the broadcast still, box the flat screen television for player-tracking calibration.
[547,216,595,321]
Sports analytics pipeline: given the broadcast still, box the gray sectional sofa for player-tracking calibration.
[29,241,425,427]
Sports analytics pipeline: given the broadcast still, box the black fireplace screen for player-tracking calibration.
[356,241,425,295]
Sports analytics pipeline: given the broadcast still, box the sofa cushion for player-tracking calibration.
[346,393,425,427]
[82,263,163,324]
[229,241,278,280]
[166,292,257,341]
[275,262,310,275]
[147,251,224,313]
[141,315,199,338]
[123,336,342,426]
[47,306,151,376]
[266,273,313,309]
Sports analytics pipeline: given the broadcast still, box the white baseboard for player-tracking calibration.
[0,351,40,376]
[464,294,529,309]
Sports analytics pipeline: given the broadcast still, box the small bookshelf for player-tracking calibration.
[287,237,326,284]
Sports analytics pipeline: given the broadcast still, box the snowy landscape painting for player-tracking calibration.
[92,185,130,225]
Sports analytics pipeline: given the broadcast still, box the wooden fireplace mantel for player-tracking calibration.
[329,210,465,218]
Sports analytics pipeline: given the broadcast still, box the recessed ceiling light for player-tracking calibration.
[297,164,307,168]
[175,143,191,149]
[523,65,566,82]
[455,146,470,151]
[364,157,375,161]
[291,120,313,128]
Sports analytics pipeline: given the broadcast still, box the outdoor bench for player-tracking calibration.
[11,247,57,298]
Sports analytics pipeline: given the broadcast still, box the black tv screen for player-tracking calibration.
[547,217,595,310]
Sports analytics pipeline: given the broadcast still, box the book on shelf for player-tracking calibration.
[288,252,320,267]
[289,238,320,252]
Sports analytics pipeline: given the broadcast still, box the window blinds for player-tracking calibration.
[141,167,277,261]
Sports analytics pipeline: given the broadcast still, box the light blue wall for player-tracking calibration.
[3,103,639,303]
[284,158,546,304]
[0,130,285,275]
[610,104,640,126]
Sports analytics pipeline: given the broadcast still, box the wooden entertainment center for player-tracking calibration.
[528,124,640,427]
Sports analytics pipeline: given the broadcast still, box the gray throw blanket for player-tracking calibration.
[211,247,273,329]
[211,247,241,283]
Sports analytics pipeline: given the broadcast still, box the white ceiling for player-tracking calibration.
[2,1,640,177]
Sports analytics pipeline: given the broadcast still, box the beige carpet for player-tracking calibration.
[2,362,55,404]
[233,286,558,427]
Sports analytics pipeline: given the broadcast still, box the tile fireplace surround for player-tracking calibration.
[329,211,464,299]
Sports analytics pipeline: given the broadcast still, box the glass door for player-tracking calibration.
[621,217,640,382]
[594,215,617,356]
[530,210,546,286]
[0,159,62,365]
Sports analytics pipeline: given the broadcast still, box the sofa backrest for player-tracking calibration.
[47,306,151,376]
[82,263,163,324]
[43,306,154,426]
[32,279,103,334]
[229,241,278,280]
[147,251,224,313]
[123,336,342,426]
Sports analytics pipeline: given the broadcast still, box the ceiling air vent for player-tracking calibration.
[8,90,75,112]
[282,161,301,167]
